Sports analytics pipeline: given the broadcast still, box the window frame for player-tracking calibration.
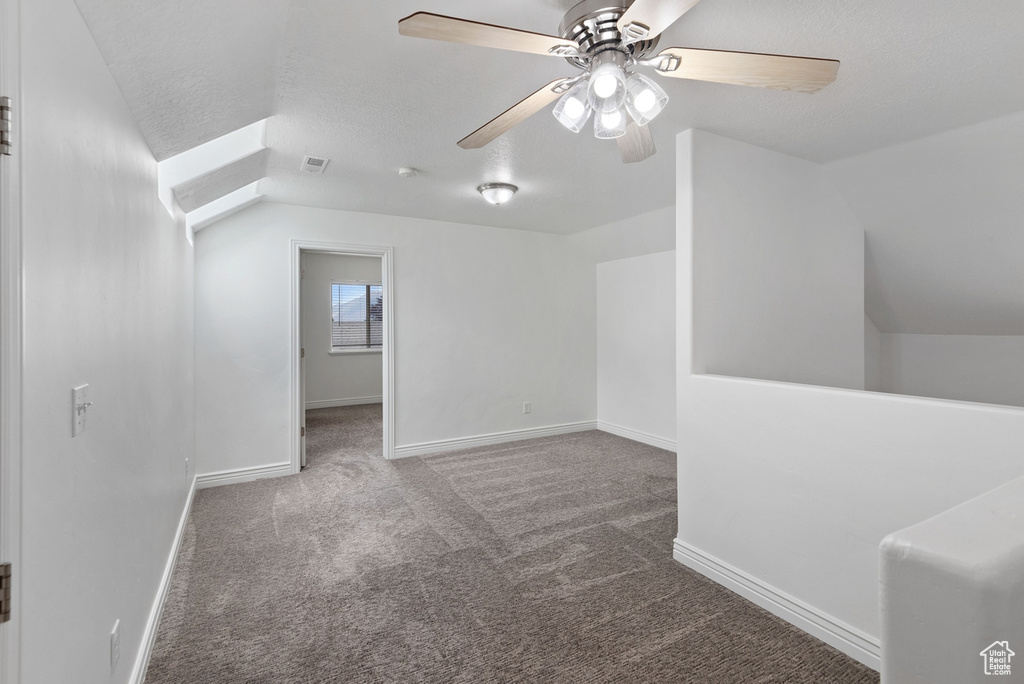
[329,280,384,354]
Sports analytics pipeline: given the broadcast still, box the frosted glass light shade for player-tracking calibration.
[625,72,669,126]
[552,80,593,133]
[477,182,517,206]
[587,62,627,113]
[593,106,627,139]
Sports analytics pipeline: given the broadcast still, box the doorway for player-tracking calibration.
[290,240,394,472]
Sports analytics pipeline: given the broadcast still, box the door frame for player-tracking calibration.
[289,240,395,469]
[0,0,22,679]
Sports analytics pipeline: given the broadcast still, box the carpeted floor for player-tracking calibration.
[146,405,879,683]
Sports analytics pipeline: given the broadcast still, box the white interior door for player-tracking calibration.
[300,346,307,468]
[300,264,307,469]
[0,1,22,676]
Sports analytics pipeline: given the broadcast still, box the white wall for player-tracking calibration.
[596,251,676,451]
[878,333,1024,408]
[568,205,675,265]
[20,1,195,682]
[880,475,1024,683]
[196,202,596,473]
[301,252,382,407]
[864,314,883,391]
[676,129,1024,668]
[826,110,1024,336]
[687,131,865,390]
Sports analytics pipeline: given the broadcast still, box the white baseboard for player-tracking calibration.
[305,396,382,410]
[597,421,676,452]
[393,421,598,459]
[672,538,880,671]
[196,462,292,489]
[130,474,197,684]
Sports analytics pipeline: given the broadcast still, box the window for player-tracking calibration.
[331,283,383,351]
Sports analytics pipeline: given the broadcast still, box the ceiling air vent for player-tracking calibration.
[301,156,329,174]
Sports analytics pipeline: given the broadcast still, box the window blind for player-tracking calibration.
[331,283,383,349]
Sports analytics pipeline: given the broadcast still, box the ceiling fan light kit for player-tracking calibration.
[587,52,628,108]
[552,80,593,132]
[551,53,670,138]
[594,107,628,139]
[478,182,518,206]
[399,0,839,163]
[625,72,669,126]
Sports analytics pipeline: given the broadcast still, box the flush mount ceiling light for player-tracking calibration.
[400,0,840,164]
[477,182,517,206]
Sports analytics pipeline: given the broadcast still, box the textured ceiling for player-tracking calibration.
[73,0,1024,334]
[76,0,287,161]
[74,0,1024,234]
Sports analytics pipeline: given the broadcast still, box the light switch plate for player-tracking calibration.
[72,384,89,437]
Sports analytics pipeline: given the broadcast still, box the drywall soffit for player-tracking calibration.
[174,148,271,214]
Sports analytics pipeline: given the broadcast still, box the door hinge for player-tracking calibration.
[301,347,305,358]
[0,563,11,623]
[1,97,12,156]
[300,427,305,437]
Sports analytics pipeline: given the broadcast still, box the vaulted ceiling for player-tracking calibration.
[74,0,1024,333]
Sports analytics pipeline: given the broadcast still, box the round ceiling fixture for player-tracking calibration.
[477,182,517,206]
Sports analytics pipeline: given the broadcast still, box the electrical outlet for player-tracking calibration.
[523,401,531,414]
[72,384,90,437]
[110,619,120,672]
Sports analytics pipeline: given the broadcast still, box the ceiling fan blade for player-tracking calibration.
[399,12,578,57]
[651,47,840,93]
[617,0,702,43]
[458,78,572,150]
[618,121,656,163]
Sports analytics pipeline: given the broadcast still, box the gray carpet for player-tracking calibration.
[146,405,879,683]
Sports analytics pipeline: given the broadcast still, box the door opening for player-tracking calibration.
[290,241,394,471]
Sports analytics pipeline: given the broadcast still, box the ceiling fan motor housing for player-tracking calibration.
[558,0,659,68]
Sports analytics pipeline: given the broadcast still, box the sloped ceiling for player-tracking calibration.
[73,0,1024,333]
[77,0,287,161]
[827,111,1024,335]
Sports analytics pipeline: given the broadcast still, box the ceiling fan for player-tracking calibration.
[399,0,839,163]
